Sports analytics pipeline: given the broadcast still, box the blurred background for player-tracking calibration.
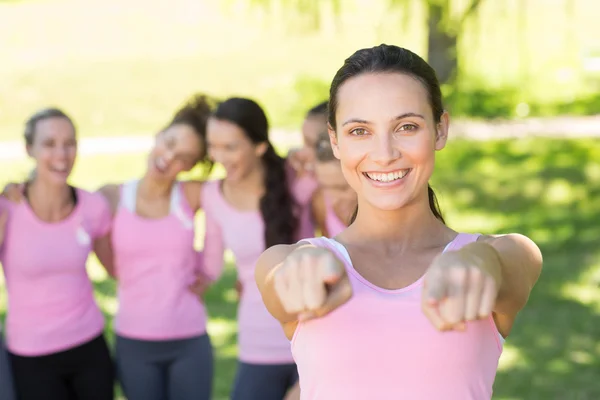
[1,0,599,399]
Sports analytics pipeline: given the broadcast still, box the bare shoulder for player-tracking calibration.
[96,184,121,214]
[181,180,204,211]
[478,233,542,258]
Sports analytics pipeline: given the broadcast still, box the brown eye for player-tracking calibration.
[350,128,367,136]
[399,124,417,131]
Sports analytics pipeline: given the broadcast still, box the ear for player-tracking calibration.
[328,124,340,160]
[255,141,268,158]
[434,111,450,151]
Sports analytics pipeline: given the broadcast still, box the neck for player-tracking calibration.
[138,174,174,198]
[27,178,73,212]
[348,191,453,251]
[224,161,266,194]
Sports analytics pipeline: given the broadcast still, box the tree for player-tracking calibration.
[420,0,484,83]
[243,0,484,84]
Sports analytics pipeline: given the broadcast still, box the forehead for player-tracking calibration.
[207,118,248,144]
[335,73,432,125]
[34,117,75,139]
[164,123,200,142]
[302,115,327,135]
[163,123,203,155]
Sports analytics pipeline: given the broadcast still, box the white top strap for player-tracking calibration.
[121,180,139,213]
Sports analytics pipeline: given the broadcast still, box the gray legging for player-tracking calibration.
[116,334,213,400]
[0,336,15,400]
[231,361,298,400]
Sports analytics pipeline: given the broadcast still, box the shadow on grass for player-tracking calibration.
[433,138,600,399]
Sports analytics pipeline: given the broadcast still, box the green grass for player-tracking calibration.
[2,138,600,399]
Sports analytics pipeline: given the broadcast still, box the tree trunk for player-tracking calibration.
[426,2,458,84]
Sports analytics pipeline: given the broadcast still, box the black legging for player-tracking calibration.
[0,336,15,400]
[9,334,114,400]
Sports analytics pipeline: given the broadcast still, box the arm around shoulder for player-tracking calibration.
[96,184,120,216]
[182,180,204,212]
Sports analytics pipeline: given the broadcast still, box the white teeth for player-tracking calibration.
[365,170,409,182]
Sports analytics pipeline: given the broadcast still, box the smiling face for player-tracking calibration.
[206,117,266,182]
[147,123,204,181]
[329,72,448,212]
[27,117,77,185]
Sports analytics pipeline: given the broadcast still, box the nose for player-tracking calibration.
[163,150,175,163]
[369,132,400,165]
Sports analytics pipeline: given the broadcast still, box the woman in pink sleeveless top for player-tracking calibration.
[0,109,114,400]
[255,45,543,400]
[310,132,356,237]
[200,98,314,400]
[98,95,215,400]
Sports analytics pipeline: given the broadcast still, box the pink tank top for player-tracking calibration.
[0,190,110,356]
[293,234,503,400]
[112,180,208,340]
[323,194,347,237]
[200,178,314,364]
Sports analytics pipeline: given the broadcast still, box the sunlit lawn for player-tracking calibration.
[1,138,600,399]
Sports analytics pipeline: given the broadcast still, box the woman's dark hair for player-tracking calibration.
[165,94,215,177]
[329,44,445,224]
[306,101,328,119]
[314,131,336,163]
[24,108,75,146]
[213,97,299,247]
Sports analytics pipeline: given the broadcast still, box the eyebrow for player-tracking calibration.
[341,112,426,127]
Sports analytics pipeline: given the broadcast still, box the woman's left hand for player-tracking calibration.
[189,274,211,299]
[421,244,502,331]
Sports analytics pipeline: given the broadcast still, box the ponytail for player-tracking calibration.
[260,144,299,247]
[348,184,444,225]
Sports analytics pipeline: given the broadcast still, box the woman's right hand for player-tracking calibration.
[273,246,352,321]
[0,209,7,247]
[2,182,25,203]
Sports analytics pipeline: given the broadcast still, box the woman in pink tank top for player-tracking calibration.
[255,45,543,400]
[97,95,216,400]
[0,109,114,400]
[310,131,356,237]
[200,97,314,400]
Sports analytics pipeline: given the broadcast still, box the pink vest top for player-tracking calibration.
[201,178,314,364]
[112,180,208,340]
[323,194,347,237]
[0,190,109,356]
[293,234,503,400]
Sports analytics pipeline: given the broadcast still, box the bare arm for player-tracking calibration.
[94,184,120,278]
[311,189,329,237]
[471,233,543,336]
[96,184,120,216]
[93,234,116,278]
[182,180,204,213]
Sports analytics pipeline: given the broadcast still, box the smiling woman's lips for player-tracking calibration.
[362,169,411,188]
